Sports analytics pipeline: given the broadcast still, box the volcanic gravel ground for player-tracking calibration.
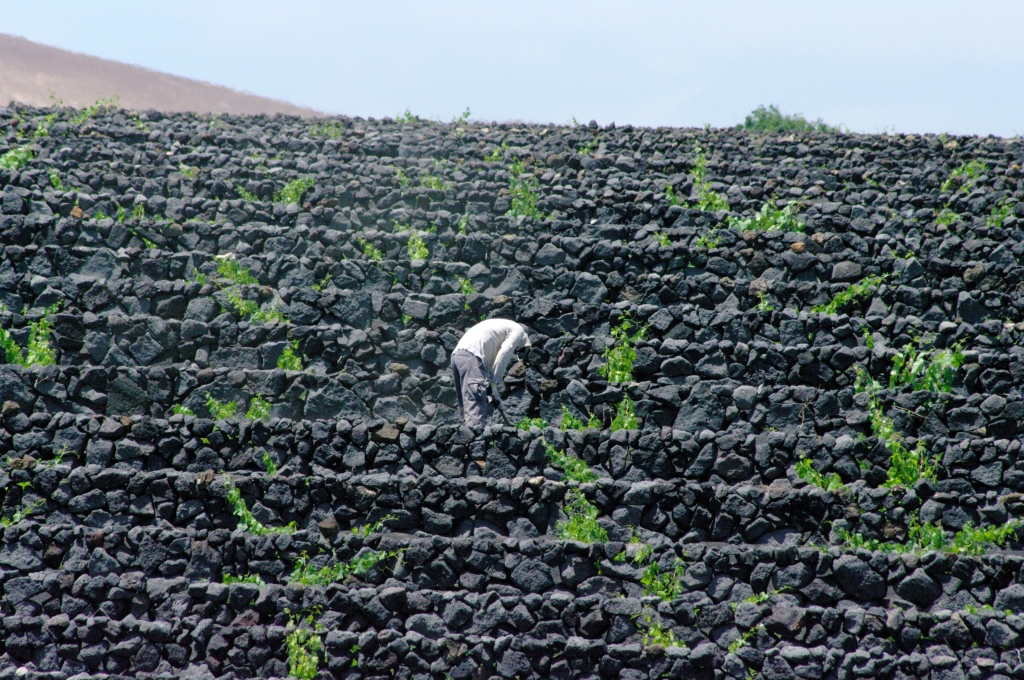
[1,104,1024,680]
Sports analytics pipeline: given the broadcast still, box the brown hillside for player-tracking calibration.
[0,33,325,117]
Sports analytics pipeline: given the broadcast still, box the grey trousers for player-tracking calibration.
[451,349,488,429]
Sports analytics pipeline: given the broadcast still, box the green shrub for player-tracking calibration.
[311,274,332,293]
[812,275,887,315]
[286,614,324,680]
[172,404,195,417]
[179,163,200,180]
[611,394,638,431]
[278,340,303,371]
[275,177,314,205]
[598,316,648,383]
[456,276,476,296]
[795,458,844,491]
[516,417,547,431]
[260,451,277,475]
[543,439,598,483]
[223,477,297,535]
[556,488,608,543]
[407,233,429,261]
[206,394,238,420]
[739,104,838,133]
[653,231,671,247]
[560,404,600,431]
[0,146,34,170]
[731,199,804,232]
[506,160,543,219]
[48,169,65,191]
[941,160,988,193]
[246,394,272,421]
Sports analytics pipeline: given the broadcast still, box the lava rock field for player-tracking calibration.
[1,105,1024,680]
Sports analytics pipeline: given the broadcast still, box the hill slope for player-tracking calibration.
[0,33,323,117]
[0,107,1023,680]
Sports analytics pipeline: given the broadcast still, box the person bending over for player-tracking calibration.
[450,318,531,430]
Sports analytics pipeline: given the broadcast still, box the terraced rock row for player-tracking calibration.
[1,104,1024,680]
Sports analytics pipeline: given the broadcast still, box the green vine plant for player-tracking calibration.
[0,303,60,367]
[610,395,638,432]
[506,160,543,220]
[812,275,888,315]
[407,233,430,261]
[543,439,598,483]
[560,404,600,431]
[691,144,729,213]
[278,340,303,371]
[694,229,721,250]
[540,438,608,543]
[286,613,325,680]
[840,516,1021,556]
[1,498,46,527]
[516,417,547,431]
[728,625,765,654]
[987,197,1015,229]
[275,177,314,206]
[795,458,844,492]
[291,516,401,585]
[614,541,686,600]
[246,394,272,421]
[290,549,403,586]
[206,394,238,420]
[855,368,938,488]
[357,238,383,262]
[558,489,608,543]
[598,316,648,383]
[222,476,297,535]
[206,256,290,325]
[484,143,508,163]
[635,608,685,648]
[260,451,278,476]
[730,199,804,233]
[0,146,34,171]
[940,160,988,193]
[888,341,964,392]
[223,573,265,586]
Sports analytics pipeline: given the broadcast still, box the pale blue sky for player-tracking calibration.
[4,1,1023,136]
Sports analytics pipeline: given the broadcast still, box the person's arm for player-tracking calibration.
[487,327,528,395]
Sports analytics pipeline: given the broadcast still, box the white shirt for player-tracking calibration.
[455,319,531,386]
